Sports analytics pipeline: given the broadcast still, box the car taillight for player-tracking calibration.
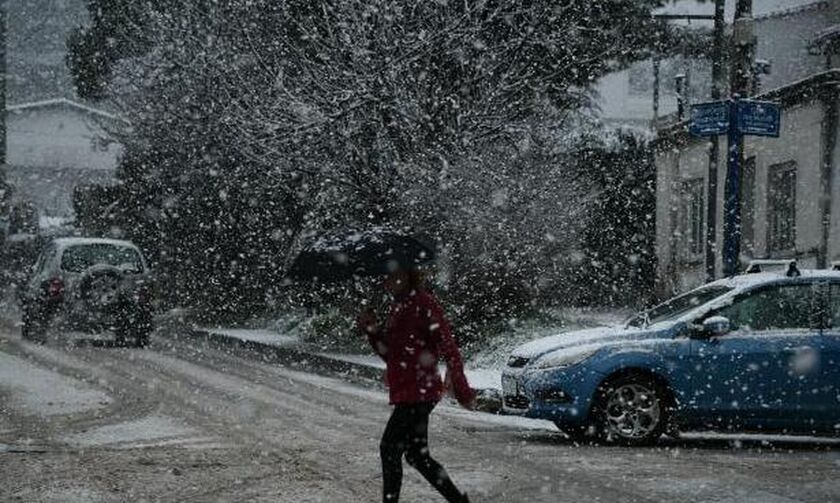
[47,278,64,298]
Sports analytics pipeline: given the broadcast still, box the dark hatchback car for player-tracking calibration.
[19,237,154,347]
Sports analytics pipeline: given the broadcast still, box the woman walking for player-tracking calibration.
[358,268,475,503]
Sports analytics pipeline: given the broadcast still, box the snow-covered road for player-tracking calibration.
[1,328,839,502]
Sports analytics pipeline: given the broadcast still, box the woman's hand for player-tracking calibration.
[356,308,381,336]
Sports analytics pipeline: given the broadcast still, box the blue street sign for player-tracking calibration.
[689,97,782,277]
[736,100,781,137]
[690,101,729,136]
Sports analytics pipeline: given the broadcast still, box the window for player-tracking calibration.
[740,156,756,257]
[627,285,733,328]
[61,244,144,273]
[714,284,814,332]
[827,284,840,329]
[767,162,797,253]
[628,58,712,98]
[679,178,705,260]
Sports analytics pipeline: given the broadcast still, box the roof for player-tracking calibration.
[811,23,840,52]
[52,237,139,250]
[705,269,840,291]
[654,69,840,147]
[6,98,127,124]
[753,1,828,21]
[655,268,840,328]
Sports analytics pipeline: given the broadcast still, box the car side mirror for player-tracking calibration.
[701,316,732,337]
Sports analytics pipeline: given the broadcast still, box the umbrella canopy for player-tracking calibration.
[287,228,436,282]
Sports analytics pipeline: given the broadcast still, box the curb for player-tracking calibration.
[157,325,387,383]
[155,324,503,414]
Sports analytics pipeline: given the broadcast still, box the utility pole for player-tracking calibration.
[651,13,716,126]
[0,0,7,212]
[705,0,726,283]
[0,0,8,223]
[0,0,6,172]
[722,0,755,277]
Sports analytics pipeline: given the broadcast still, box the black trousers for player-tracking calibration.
[380,402,464,502]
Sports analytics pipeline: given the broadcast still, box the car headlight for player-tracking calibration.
[532,347,600,370]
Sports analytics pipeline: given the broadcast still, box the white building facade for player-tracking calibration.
[5,98,124,217]
[654,71,840,295]
[650,1,840,295]
[596,1,836,127]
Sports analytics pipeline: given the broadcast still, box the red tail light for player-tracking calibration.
[47,278,64,298]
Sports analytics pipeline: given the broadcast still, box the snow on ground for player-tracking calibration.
[203,308,631,393]
[463,368,502,391]
[201,327,299,347]
[679,431,840,446]
[35,487,111,503]
[637,477,802,503]
[0,352,111,416]
[316,352,385,370]
[317,351,502,391]
[62,415,204,448]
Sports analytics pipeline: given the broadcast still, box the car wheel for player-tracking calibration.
[594,374,669,446]
[115,307,152,349]
[79,267,124,313]
[114,329,128,347]
[134,329,150,348]
[21,308,46,344]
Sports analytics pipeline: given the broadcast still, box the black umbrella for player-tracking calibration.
[287,228,436,282]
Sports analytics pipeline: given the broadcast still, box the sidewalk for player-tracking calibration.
[156,322,504,413]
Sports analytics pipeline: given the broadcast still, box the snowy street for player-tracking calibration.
[1,326,839,503]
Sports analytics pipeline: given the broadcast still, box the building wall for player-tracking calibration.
[596,1,835,126]
[743,101,824,262]
[5,166,116,218]
[7,105,121,217]
[753,4,834,91]
[8,106,122,171]
[596,62,681,126]
[655,97,832,294]
[828,94,840,261]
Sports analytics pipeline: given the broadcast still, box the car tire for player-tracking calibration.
[115,306,152,349]
[134,329,150,349]
[21,307,46,344]
[79,267,124,313]
[593,373,670,447]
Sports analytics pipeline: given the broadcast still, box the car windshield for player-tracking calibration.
[61,244,144,273]
[627,285,733,328]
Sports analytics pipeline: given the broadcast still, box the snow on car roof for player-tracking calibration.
[706,269,840,291]
[52,237,140,250]
[665,269,840,326]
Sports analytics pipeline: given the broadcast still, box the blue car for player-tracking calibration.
[501,263,840,445]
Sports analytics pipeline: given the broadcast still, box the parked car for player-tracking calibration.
[19,237,154,347]
[502,261,840,445]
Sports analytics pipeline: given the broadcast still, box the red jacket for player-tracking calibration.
[367,289,475,406]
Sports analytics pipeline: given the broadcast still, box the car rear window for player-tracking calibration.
[61,244,144,273]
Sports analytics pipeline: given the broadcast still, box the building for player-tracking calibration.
[654,68,839,295]
[596,1,835,127]
[650,0,840,295]
[5,98,125,218]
